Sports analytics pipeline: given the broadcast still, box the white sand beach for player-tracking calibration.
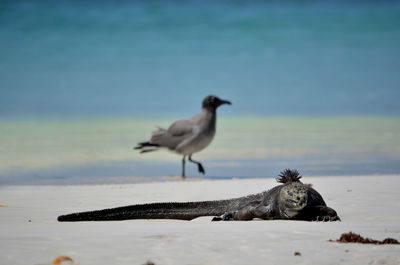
[1,175,400,265]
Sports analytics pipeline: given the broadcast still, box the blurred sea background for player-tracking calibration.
[1,0,400,184]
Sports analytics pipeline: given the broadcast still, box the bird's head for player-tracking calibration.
[202,95,232,110]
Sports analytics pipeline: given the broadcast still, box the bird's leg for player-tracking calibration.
[188,155,205,175]
[182,155,186,178]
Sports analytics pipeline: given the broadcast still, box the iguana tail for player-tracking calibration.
[57,199,241,222]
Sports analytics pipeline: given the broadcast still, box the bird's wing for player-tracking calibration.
[167,119,195,136]
[149,119,196,150]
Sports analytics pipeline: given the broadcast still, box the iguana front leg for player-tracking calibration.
[294,205,340,222]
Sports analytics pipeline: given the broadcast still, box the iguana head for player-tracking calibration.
[279,180,308,219]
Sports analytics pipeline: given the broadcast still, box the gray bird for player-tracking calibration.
[134,95,231,178]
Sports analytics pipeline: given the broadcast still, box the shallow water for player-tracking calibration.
[1,116,399,184]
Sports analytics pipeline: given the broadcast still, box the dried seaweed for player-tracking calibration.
[331,232,399,245]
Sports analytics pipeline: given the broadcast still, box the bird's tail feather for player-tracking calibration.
[134,141,160,153]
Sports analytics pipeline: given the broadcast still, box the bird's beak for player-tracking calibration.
[219,99,232,106]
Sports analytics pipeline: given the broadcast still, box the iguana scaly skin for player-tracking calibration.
[57,169,340,222]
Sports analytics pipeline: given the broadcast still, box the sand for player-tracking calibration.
[1,175,400,265]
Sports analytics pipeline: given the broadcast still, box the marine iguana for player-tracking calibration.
[57,169,340,222]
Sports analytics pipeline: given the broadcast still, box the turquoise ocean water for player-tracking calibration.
[1,1,400,184]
